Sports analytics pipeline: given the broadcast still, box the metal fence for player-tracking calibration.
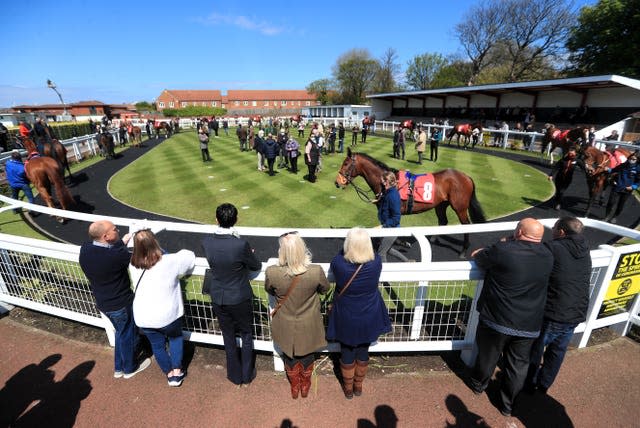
[0,200,639,370]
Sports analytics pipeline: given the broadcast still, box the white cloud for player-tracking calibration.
[196,12,285,36]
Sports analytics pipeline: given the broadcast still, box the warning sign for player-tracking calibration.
[598,251,640,319]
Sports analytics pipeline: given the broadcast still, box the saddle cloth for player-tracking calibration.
[605,150,628,169]
[398,170,436,204]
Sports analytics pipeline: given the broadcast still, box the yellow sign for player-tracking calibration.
[599,251,640,318]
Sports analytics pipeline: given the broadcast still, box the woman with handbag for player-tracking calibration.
[327,227,391,399]
[130,230,195,387]
[264,232,329,399]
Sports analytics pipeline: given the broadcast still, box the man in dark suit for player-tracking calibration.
[202,203,262,386]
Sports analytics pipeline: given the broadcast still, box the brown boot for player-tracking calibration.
[285,362,303,399]
[300,362,314,398]
[354,360,369,396]
[340,362,356,399]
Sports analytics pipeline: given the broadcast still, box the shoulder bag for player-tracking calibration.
[270,274,302,318]
[327,264,363,313]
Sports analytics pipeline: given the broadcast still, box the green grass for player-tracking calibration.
[109,130,553,227]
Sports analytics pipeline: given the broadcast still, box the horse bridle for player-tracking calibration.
[338,154,378,203]
[584,154,609,176]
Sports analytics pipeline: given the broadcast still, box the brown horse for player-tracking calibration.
[580,146,632,217]
[541,124,589,164]
[21,138,75,222]
[335,148,486,257]
[154,122,173,138]
[447,123,483,149]
[128,126,142,147]
[43,139,72,180]
[98,133,116,159]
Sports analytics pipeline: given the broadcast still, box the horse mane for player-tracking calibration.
[356,152,398,174]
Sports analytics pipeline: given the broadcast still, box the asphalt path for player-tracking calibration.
[27,135,639,262]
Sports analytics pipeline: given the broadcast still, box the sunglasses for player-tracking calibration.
[279,231,298,238]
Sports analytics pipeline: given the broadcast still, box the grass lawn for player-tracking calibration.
[109,129,553,227]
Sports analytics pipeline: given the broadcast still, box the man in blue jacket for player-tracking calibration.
[5,151,35,213]
[604,151,639,224]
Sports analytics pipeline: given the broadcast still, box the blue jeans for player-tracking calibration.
[105,304,137,374]
[527,320,577,389]
[141,317,184,374]
[12,185,35,207]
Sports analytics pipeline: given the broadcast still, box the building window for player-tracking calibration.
[263,101,269,106]
[243,101,248,106]
[181,102,187,107]
[297,101,301,106]
[202,102,207,106]
[193,102,198,106]
[234,101,240,106]
[305,101,311,106]
[281,101,287,106]
[252,101,257,107]
[89,107,97,115]
[273,101,278,106]
[169,102,174,108]
[211,101,217,107]
[222,104,226,109]
[159,102,165,108]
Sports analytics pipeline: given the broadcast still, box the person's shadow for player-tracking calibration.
[0,354,61,427]
[444,394,490,427]
[357,404,399,428]
[10,360,95,428]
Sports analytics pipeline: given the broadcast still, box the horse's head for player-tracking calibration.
[335,147,360,188]
[581,147,606,176]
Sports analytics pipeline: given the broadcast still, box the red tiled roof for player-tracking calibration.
[226,90,314,101]
[162,90,222,101]
[72,100,106,106]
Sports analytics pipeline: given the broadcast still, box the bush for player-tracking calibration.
[163,106,227,118]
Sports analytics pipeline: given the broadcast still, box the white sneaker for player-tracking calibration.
[123,357,151,379]
[114,371,124,378]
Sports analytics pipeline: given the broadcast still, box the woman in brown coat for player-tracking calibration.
[265,232,329,399]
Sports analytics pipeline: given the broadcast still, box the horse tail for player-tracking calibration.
[468,179,486,223]
[47,164,75,210]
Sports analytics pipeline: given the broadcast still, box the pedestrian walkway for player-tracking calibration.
[1,316,638,427]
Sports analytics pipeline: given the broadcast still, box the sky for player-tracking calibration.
[0,0,597,107]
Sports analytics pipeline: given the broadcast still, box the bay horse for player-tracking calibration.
[541,124,589,164]
[43,139,72,181]
[155,122,173,138]
[128,126,143,147]
[20,138,75,223]
[447,123,483,149]
[580,146,632,217]
[98,133,116,159]
[335,148,486,257]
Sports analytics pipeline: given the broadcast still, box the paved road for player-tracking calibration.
[28,137,639,262]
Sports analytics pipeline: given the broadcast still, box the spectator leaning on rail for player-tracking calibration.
[525,216,591,394]
[79,220,151,379]
[130,229,195,387]
[327,227,391,399]
[467,218,553,417]
[5,150,35,213]
[603,151,640,224]
[201,203,262,386]
[264,232,330,399]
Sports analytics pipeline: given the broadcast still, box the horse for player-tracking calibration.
[541,124,589,164]
[20,138,75,223]
[580,146,632,217]
[447,123,483,149]
[128,126,143,147]
[335,148,486,257]
[98,133,116,159]
[43,139,72,181]
[155,122,173,138]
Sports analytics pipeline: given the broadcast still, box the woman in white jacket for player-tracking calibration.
[130,230,195,387]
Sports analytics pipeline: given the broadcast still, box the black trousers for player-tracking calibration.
[606,190,632,218]
[430,142,438,161]
[470,323,536,413]
[307,164,317,182]
[211,300,255,385]
[289,155,298,173]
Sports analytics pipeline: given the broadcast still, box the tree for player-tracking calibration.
[453,0,506,86]
[501,0,575,82]
[332,49,378,104]
[306,79,335,105]
[135,101,156,112]
[566,0,640,78]
[432,59,474,88]
[371,48,401,93]
[405,53,449,90]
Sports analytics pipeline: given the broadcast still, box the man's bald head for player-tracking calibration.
[515,218,544,243]
[88,220,119,243]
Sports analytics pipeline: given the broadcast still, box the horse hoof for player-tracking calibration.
[56,217,66,224]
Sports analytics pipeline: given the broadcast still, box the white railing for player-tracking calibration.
[0,195,639,370]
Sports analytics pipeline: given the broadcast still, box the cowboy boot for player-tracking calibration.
[354,360,369,397]
[285,362,303,399]
[340,362,356,399]
[300,362,314,398]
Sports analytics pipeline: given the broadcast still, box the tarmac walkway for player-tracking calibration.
[1,316,639,427]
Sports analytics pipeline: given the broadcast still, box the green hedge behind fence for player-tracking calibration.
[7,122,94,143]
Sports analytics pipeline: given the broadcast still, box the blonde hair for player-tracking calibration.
[130,230,163,269]
[382,171,397,187]
[343,227,375,264]
[278,233,311,276]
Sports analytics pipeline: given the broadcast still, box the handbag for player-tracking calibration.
[270,275,301,317]
[327,264,363,313]
[202,268,214,294]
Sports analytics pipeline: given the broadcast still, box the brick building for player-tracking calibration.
[12,101,137,121]
[156,89,319,115]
